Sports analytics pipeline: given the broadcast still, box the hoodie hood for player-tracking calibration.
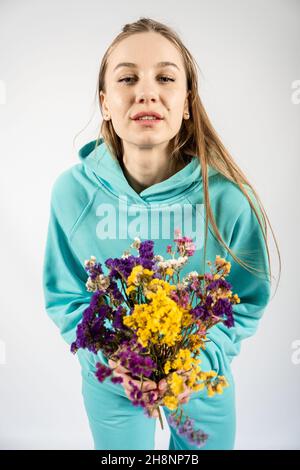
[78,138,218,205]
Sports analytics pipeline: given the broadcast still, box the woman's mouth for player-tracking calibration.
[132,118,164,126]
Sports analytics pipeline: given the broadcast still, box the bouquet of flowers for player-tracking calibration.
[71,229,240,448]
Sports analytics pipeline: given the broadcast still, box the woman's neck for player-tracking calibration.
[119,154,190,194]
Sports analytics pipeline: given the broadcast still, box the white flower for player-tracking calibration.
[186,271,199,279]
[86,278,96,292]
[85,274,110,292]
[177,256,188,266]
[157,260,172,269]
[130,237,141,250]
[182,271,199,286]
[84,255,96,268]
[156,256,188,271]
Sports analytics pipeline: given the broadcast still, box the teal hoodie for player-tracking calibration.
[42,137,271,378]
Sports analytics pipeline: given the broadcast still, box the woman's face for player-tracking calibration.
[100,32,190,148]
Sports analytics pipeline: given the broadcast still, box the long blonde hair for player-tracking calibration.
[79,17,281,298]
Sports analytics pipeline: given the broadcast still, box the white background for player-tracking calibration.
[0,0,299,449]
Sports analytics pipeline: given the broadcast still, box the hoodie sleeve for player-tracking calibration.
[206,195,272,368]
[42,175,108,369]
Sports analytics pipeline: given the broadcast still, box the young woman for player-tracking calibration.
[42,17,281,450]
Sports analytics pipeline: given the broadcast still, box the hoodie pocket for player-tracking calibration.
[195,339,219,377]
[206,334,234,378]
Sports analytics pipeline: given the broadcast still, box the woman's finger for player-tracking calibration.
[177,369,192,379]
[148,407,159,418]
[124,376,158,392]
[114,365,131,375]
[108,358,117,368]
[108,359,130,375]
[124,382,159,404]
[178,389,190,401]
[109,361,157,392]
[108,363,160,412]
[158,378,167,391]
[177,383,193,403]
[113,372,158,399]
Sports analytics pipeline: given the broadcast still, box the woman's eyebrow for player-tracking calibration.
[113,61,180,72]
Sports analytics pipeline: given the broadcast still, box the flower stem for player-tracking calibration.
[157,406,164,430]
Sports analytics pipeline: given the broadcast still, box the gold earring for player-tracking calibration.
[184,112,190,119]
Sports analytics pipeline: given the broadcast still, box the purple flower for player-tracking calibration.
[147,392,156,405]
[118,344,156,378]
[95,363,112,382]
[212,297,231,317]
[212,298,235,327]
[168,412,208,448]
[70,342,78,354]
[112,305,126,330]
[105,256,138,281]
[108,280,125,303]
[168,413,178,428]
[132,240,156,271]
[190,305,210,321]
[85,260,103,278]
[205,294,214,308]
[90,290,107,312]
[195,430,209,447]
[128,380,148,409]
[139,240,154,260]
[224,312,235,327]
[111,376,124,384]
[82,306,95,322]
[206,278,232,292]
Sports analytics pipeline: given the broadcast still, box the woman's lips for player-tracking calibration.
[132,118,164,126]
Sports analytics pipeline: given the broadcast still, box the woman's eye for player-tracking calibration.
[118,76,175,84]
[159,76,175,83]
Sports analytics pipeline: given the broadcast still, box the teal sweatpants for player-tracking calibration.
[80,344,236,450]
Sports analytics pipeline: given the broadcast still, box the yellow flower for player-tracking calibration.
[181,311,193,327]
[163,395,178,410]
[164,360,171,374]
[215,255,231,274]
[143,268,154,276]
[168,372,185,395]
[218,375,229,388]
[125,285,137,295]
[198,370,217,381]
[127,265,143,285]
[171,348,193,371]
[207,384,215,397]
[189,334,202,349]
[126,265,154,290]
[144,278,176,298]
[192,382,205,392]
[166,268,174,276]
[123,286,184,347]
[215,383,224,394]
[187,369,197,388]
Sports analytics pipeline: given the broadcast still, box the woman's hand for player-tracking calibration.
[109,359,193,416]
[158,369,193,405]
[108,359,160,417]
